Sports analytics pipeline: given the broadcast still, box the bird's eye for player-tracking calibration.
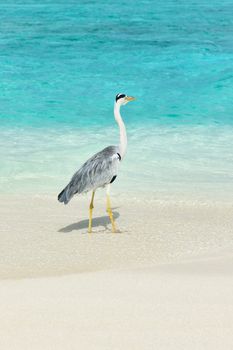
[116,93,126,102]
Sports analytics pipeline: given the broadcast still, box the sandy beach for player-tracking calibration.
[0,194,233,278]
[0,194,233,349]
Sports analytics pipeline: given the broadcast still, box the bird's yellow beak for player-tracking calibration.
[125,96,136,102]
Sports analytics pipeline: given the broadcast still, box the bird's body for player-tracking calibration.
[58,93,135,233]
[58,145,121,204]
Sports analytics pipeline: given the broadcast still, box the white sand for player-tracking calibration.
[0,194,233,349]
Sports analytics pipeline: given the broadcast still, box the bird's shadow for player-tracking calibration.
[58,210,120,233]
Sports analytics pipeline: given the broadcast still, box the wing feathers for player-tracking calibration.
[58,146,120,204]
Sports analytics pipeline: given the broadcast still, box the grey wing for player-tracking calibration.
[58,146,121,204]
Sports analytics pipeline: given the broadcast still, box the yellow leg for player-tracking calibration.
[88,191,95,233]
[107,194,116,233]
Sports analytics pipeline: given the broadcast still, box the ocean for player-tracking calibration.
[1,0,233,199]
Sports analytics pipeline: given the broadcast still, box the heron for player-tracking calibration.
[58,93,135,233]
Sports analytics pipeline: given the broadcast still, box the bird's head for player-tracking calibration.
[115,93,135,106]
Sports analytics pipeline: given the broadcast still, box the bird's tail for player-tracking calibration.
[58,186,70,204]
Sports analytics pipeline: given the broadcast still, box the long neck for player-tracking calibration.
[114,103,127,159]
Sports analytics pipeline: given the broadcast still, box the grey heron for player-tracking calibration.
[58,93,135,233]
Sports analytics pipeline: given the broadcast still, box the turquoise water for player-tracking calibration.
[1,1,233,198]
